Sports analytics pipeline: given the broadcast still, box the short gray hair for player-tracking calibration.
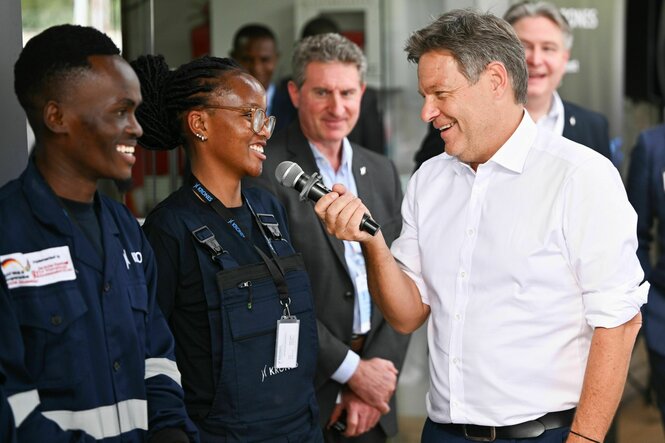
[291,33,367,88]
[405,9,528,105]
[503,1,573,50]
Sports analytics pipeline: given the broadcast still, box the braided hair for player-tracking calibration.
[131,54,243,151]
[14,24,120,127]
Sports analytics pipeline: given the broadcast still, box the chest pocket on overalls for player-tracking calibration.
[10,282,90,388]
[216,255,317,418]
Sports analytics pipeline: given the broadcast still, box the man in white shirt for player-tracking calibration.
[314,9,646,443]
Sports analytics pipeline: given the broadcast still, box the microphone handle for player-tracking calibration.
[360,214,380,236]
[295,172,380,236]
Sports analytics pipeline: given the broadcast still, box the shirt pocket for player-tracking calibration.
[11,284,90,388]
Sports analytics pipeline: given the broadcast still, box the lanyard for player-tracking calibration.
[191,178,290,304]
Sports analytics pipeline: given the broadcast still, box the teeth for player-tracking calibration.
[249,144,264,154]
[438,122,453,131]
[117,145,135,154]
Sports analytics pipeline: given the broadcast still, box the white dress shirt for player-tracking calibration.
[534,91,565,136]
[391,111,648,426]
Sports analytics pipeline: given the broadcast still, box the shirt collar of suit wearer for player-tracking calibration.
[445,111,537,176]
[308,137,354,181]
[535,91,565,136]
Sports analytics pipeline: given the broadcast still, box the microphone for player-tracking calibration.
[275,161,380,236]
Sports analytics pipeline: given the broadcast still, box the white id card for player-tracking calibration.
[274,317,300,369]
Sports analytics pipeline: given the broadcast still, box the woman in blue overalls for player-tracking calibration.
[131,55,322,442]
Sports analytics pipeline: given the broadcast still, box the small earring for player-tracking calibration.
[195,132,207,142]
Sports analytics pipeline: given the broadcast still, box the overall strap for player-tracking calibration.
[191,178,292,310]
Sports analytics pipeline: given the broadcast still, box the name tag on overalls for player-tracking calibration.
[275,316,299,368]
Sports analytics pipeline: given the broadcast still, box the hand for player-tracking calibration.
[328,389,382,437]
[346,357,398,414]
[314,184,375,243]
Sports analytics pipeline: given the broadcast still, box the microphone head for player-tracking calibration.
[275,161,303,188]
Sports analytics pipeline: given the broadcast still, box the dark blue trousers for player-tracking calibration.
[649,349,665,428]
[421,418,570,443]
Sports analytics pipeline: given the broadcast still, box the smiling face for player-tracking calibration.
[288,61,364,152]
[55,55,143,184]
[512,16,569,102]
[199,72,269,179]
[418,51,497,167]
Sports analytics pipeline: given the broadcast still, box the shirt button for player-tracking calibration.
[467,228,474,236]
[460,271,466,279]
[50,315,62,326]
[103,282,111,292]
[455,313,462,320]
[453,357,459,365]
[113,361,121,372]
[344,291,353,298]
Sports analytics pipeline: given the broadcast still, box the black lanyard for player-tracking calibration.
[191,178,290,304]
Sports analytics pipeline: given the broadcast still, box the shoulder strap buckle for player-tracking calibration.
[256,213,283,240]
[191,225,227,258]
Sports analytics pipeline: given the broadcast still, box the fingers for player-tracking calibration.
[327,403,344,428]
[313,186,372,241]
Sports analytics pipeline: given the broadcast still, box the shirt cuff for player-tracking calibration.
[330,350,361,384]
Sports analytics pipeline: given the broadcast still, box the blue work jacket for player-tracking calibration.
[0,161,198,442]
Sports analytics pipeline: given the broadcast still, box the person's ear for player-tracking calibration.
[187,109,209,141]
[485,61,510,98]
[287,80,300,109]
[43,101,67,134]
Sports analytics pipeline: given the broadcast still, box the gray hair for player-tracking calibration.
[503,1,573,50]
[404,8,528,105]
[291,33,367,88]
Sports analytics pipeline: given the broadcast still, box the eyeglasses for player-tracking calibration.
[203,105,276,138]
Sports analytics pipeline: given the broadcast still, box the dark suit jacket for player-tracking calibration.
[626,124,665,355]
[271,79,387,155]
[413,100,612,171]
[245,122,410,436]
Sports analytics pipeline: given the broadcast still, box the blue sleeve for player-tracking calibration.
[626,132,653,278]
[0,281,94,442]
[140,231,199,443]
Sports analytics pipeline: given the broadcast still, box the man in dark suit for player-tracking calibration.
[271,16,387,155]
[246,33,409,442]
[413,1,611,171]
[626,123,665,431]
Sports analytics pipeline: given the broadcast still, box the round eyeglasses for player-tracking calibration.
[203,105,276,138]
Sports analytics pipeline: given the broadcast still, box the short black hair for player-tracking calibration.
[301,16,340,39]
[232,24,277,53]
[14,24,120,117]
[131,54,243,151]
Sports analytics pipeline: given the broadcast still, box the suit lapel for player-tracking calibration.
[287,125,347,269]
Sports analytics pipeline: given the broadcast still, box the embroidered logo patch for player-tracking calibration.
[1,246,76,289]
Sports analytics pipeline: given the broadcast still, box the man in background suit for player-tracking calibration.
[413,1,611,171]
[271,16,388,155]
[247,33,409,442]
[626,123,665,432]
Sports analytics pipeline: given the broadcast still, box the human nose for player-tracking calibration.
[526,47,542,66]
[128,111,143,138]
[328,92,344,116]
[420,96,439,123]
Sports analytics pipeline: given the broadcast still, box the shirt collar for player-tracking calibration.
[488,110,538,174]
[443,111,537,176]
[309,137,354,176]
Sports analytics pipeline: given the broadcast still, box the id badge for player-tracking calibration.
[275,316,300,369]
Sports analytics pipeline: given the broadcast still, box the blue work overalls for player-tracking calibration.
[184,188,322,442]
